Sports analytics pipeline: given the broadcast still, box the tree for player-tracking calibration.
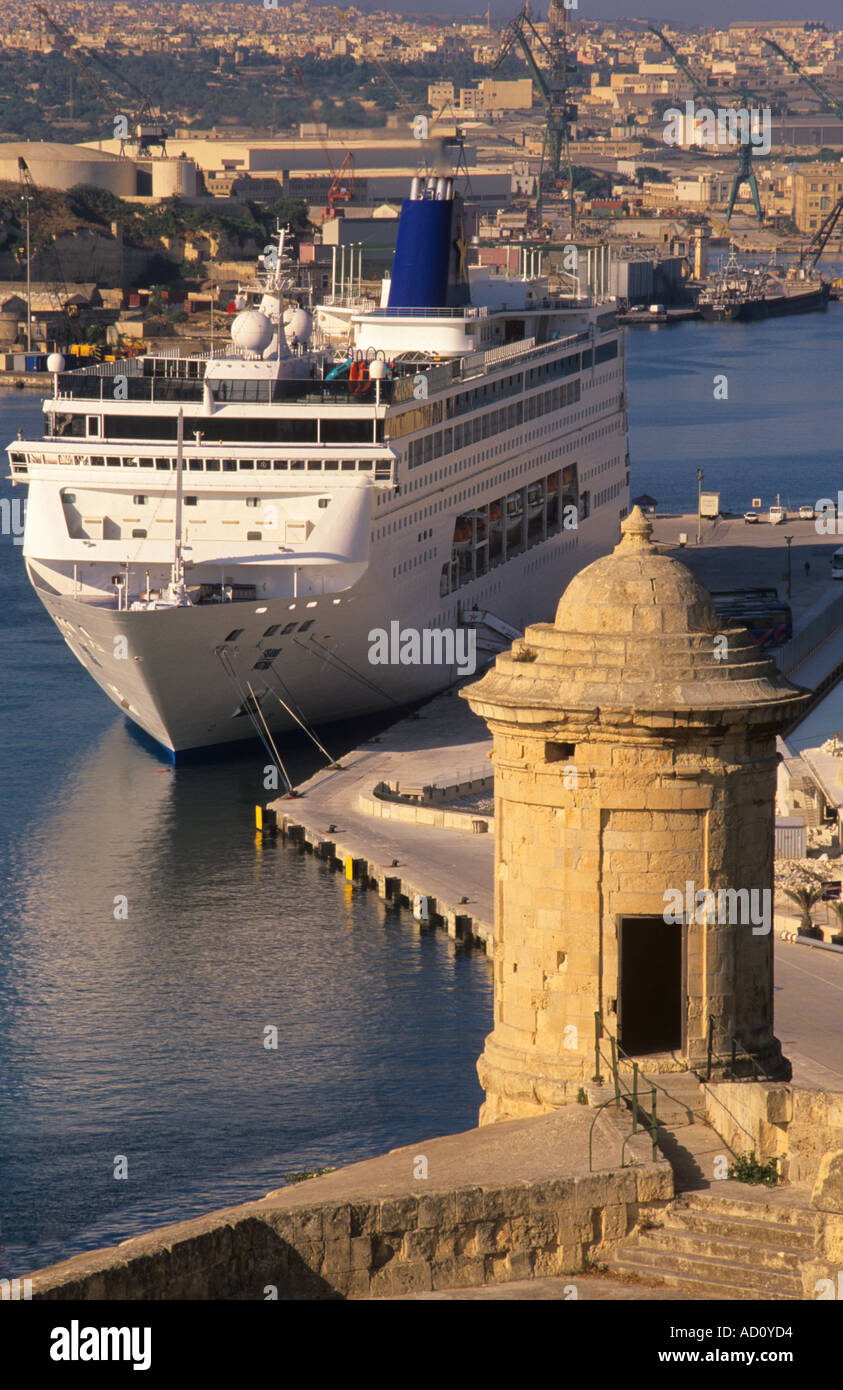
[783,885,824,935]
[261,198,311,237]
[829,899,843,944]
[67,185,125,227]
[636,166,673,187]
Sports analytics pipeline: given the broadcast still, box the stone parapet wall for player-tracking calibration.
[703,1083,843,1185]
[26,1164,672,1302]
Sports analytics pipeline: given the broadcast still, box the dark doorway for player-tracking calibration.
[618,916,683,1055]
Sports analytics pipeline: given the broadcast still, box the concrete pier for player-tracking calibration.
[267,686,496,950]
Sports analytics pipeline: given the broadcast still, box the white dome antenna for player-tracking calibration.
[230,309,274,357]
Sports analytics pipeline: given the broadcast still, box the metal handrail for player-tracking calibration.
[588,1082,659,1172]
[594,1010,692,1111]
[589,1011,664,1170]
[704,1015,780,1083]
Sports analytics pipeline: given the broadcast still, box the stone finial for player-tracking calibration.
[616,504,653,552]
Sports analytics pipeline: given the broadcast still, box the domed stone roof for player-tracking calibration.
[555,506,718,638]
[463,507,809,729]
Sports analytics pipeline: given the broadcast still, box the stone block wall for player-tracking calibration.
[26,1165,672,1302]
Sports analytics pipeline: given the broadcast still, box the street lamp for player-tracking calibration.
[784,534,794,601]
[696,467,705,545]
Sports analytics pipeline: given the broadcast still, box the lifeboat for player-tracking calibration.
[452,512,487,552]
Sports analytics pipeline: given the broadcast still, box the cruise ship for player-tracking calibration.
[7,182,630,756]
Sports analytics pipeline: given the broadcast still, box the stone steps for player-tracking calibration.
[609,1189,815,1300]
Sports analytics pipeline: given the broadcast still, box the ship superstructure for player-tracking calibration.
[698,247,830,322]
[8,184,630,755]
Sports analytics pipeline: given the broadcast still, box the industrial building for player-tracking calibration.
[0,142,137,196]
[793,161,843,234]
[0,141,200,199]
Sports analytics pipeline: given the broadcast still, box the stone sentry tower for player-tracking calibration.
[463,508,807,1125]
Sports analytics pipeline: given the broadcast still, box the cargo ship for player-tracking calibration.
[698,249,830,322]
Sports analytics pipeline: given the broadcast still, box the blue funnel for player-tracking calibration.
[387,193,471,311]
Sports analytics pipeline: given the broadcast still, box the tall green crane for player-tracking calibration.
[493,5,577,229]
[645,22,766,223]
[762,38,843,122]
[762,38,843,268]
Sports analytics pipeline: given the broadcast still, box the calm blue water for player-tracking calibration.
[625,299,843,514]
[2,303,841,1278]
[0,385,492,1276]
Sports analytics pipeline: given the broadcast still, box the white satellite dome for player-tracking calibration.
[46,352,66,373]
[287,307,313,343]
[230,309,274,355]
[368,358,388,380]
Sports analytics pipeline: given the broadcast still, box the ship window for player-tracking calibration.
[62,492,76,503]
[307,460,322,471]
[263,625,281,637]
[139,457,153,468]
[87,416,102,437]
[291,460,304,470]
[123,456,137,467]
[358,459,372,470]
[133,494,148,505]
[189,459,203,471]
[240,460,254,470]
[184,496,198,506]
[225,629,244,641]
[257,459,270,470]
[245,498,260,507]
[206,459,220,471]
[155,458,170,470]
[106,456,121,466]
[223,459,237,472]
[342,459,356,471]
[282,622,297,634]
[325,459,338,470]
[131,528,147,538]
[247,531,262,541]
[298,620,314,632]
[318,498,329,508]
[273,460,288,469]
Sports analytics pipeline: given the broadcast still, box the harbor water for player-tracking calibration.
[0,385,492,1276]
[2,303,843,1276]
[625,299,843,515]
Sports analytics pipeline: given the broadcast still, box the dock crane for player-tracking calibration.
[492,4,578,229]
[762,38,843,270]
[291,67,355,221]
[761,39,843,123]
[642,22,766,224]
[34,4,169,155]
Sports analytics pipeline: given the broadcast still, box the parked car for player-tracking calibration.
[799,504,816,520]
[744,510,759,523]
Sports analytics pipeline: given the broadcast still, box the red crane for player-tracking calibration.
[292,67,355,220]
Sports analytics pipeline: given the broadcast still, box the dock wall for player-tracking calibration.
[269,809,494,951]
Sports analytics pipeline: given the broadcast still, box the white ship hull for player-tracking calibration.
[27,506,619,755]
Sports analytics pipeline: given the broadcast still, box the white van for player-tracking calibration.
[769,505,786,525]
[832,547,843,579]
